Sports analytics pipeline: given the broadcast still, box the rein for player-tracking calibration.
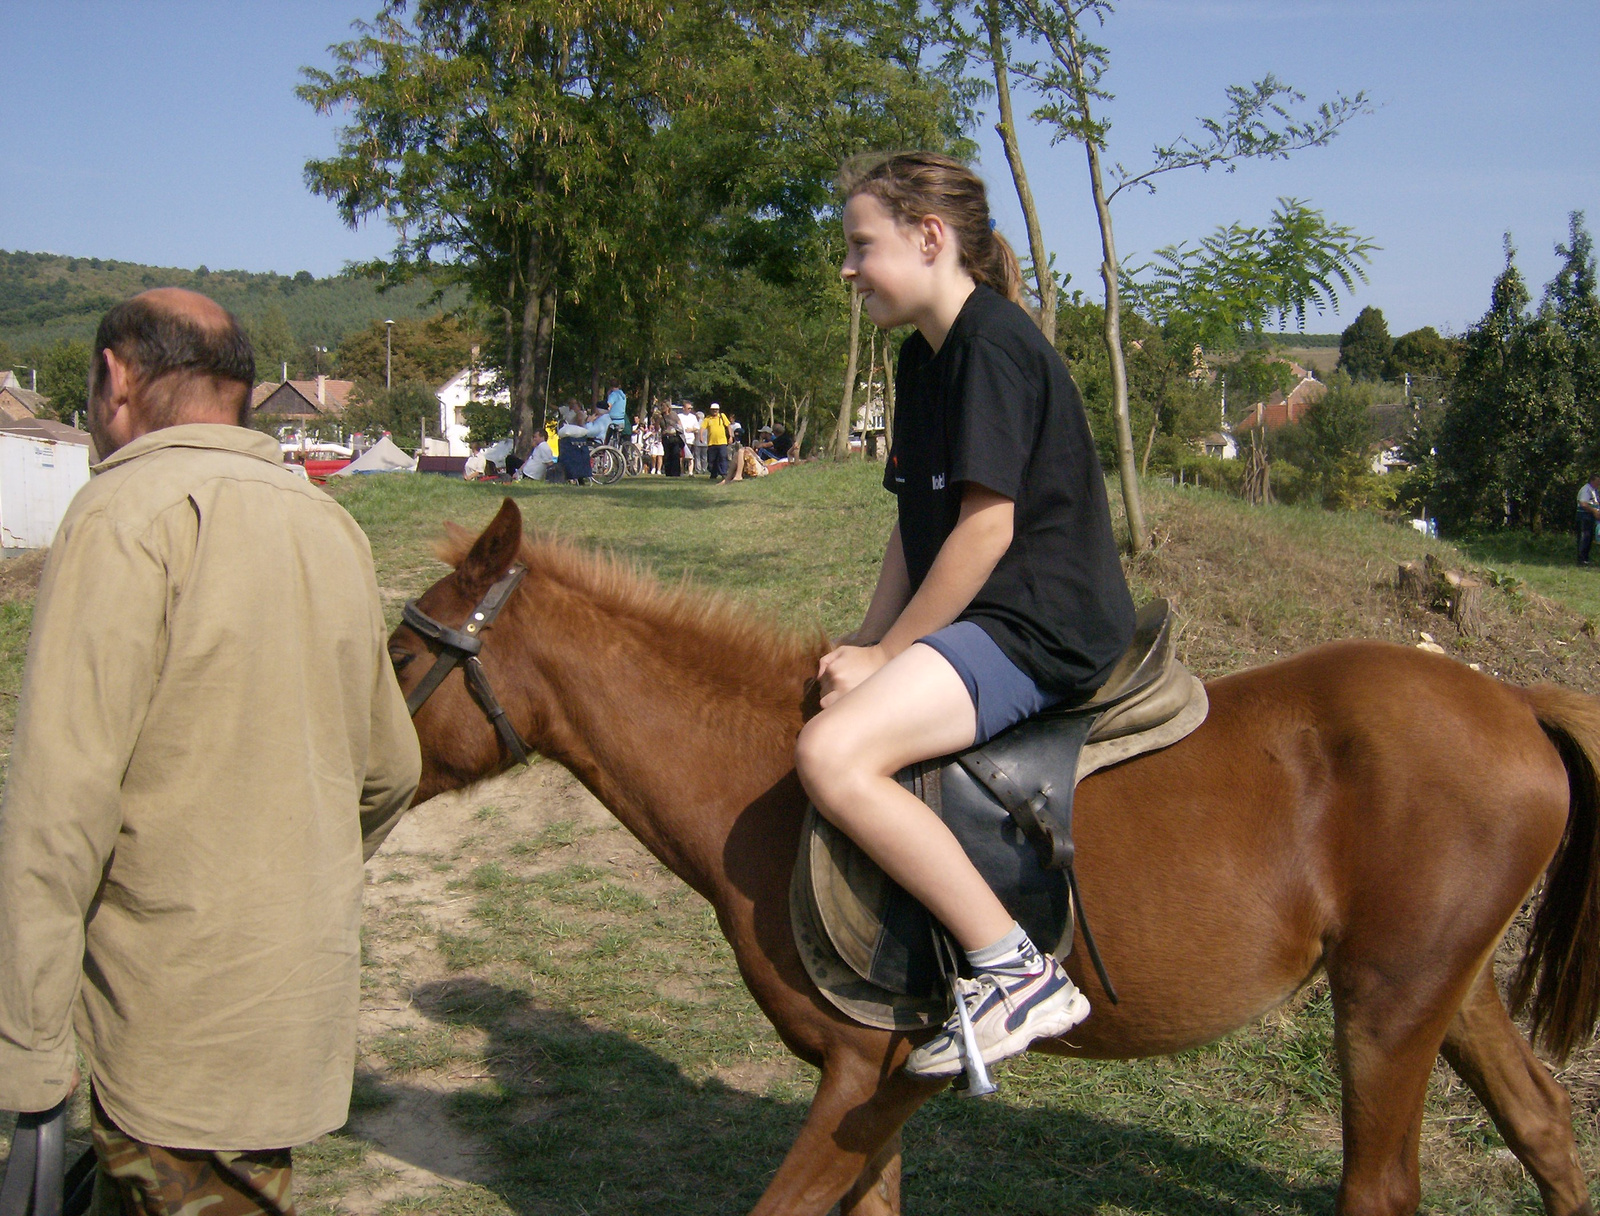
[401,564,531,766]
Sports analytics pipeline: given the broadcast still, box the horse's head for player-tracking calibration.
[390,497,542,802]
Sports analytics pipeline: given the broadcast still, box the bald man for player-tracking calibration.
[0,290,421,1216]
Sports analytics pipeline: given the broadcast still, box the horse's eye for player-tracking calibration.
[389,649,415,672]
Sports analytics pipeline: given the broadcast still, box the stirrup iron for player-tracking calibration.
[934,930,996,1097]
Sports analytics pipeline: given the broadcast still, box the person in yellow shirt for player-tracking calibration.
[702,402,734,480]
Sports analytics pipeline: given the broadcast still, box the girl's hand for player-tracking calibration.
[817,644,889,708]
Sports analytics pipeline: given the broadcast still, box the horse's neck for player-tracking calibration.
[520,593,810,896]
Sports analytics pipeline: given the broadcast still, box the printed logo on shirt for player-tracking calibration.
[931,473,946,490]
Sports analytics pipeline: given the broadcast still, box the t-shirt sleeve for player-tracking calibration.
[950,338,1038,501]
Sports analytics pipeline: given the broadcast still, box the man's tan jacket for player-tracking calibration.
[0,425,421,1148]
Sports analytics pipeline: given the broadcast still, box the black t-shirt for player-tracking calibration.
[884,285,1135,695]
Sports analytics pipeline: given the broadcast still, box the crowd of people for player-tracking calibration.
[514,385,795,484]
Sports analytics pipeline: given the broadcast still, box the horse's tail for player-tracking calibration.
[1513,683,1600,1062]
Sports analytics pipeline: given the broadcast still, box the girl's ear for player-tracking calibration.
[919,213,949,263]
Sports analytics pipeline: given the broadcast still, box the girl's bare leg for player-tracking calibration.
[795,643,1014,951]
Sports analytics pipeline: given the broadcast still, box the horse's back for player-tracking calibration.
[1057,639,1570,1058]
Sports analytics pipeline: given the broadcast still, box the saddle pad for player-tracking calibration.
[793,674,1208,1031]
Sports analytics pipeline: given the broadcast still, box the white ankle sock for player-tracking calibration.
[966,922,1035,972]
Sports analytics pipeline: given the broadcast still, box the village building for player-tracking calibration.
[434,360,509,457]
[0,371,47,423]
[1234,372,1327,433]
[251,375,354,421]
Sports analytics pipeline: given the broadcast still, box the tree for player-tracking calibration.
[1299,370,1373,505]
[1337,305,1391,380]
[337,314,483,387]
[342,381,438,448]
[33,339,92,423]
[1433,240,1583,532]
[1545,211,1600,432]
[244,304,301,381]
[982,0,1367,550]
[1384,326,1461,386]
[302,1,970,463]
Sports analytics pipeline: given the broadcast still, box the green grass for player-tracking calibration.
[1456,528,1600,621]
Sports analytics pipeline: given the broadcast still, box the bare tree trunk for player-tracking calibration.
[832,285,862,459]
[1084,138,1148,552]
[1141,412,1159,476]
[882,333,896,442]
[985,0,1055,344]
[512,238,548,464]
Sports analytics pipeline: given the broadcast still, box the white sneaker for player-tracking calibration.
[904,951,1088,1080]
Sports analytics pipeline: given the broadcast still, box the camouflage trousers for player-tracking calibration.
[89,1093,294,1216]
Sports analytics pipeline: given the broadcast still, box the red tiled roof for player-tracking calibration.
[1235,377,1327,432]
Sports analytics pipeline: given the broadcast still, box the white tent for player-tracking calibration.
[330,435,416,476]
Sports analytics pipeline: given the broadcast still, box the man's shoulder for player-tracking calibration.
[73,437,340,536]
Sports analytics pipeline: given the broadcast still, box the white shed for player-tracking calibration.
[0,423,92,551]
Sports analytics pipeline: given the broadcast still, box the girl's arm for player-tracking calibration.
[818,484,1014,706]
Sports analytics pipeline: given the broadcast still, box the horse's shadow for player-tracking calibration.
[346,977,1341,1215]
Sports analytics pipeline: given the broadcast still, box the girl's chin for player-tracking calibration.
[861,296,906,329]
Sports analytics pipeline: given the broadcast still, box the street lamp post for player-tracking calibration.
[384,320,394,391]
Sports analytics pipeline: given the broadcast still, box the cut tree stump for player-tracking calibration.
[1396,554,1483,636]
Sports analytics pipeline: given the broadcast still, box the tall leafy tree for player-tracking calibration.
[301,1,968,461]
[1546,211,1600,429]
[1384,326,1460,386]
[1337,305,1392,381]
[1434,242,1582,532]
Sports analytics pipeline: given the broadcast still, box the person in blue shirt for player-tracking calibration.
[606,384,628,436]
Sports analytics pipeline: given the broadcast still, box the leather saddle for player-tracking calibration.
[791,600,1210,1030]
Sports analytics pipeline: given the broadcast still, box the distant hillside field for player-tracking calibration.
[0,249,463,351]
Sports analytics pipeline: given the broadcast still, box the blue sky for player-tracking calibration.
[1,1,1594,336]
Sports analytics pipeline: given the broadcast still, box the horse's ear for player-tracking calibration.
[456,498,523,596]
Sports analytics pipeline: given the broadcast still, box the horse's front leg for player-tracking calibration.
[750,1042,937,1216]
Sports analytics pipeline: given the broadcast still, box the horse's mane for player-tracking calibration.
[435,528,828,691]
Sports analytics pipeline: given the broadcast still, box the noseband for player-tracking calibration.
[401,564,531,766]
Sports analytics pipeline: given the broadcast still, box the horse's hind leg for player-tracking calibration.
[837,1131,902,1216]
[1439,964,1593,1216]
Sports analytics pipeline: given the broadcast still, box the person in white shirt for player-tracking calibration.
[520,439,556,481]
[677,404,700,476]
[1578,474,1600,565]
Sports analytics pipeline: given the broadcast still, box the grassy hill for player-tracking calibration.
[3,464,1598,1214]
[0,248,460,353]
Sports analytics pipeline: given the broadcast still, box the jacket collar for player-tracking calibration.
[92,424,285,475]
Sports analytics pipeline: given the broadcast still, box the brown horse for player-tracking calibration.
[389,498,1600,1216]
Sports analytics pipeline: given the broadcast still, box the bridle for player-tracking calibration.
[401,564,531,766]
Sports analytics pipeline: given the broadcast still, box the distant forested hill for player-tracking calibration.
[0,249,462,352]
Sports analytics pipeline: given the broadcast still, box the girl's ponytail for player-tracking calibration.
[838,151,1023,305]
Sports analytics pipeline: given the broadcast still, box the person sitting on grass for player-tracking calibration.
[793,151,1135,1084]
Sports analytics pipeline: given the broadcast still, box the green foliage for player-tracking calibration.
[342,381,437,448]
[243,304,299,382]
[0,248,456,355]
[1433,234,1592,532]
[1224,351,1298,410]
[31,338,92,422]
[1125,199,1375,352]
[1384,325,1460,386]
[463,400,514,448]
[1299,371,1375,506]
[337,315,484,388]
[1337,305,1391,380]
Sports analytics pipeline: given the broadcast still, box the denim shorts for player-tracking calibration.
[915,621,1060,745]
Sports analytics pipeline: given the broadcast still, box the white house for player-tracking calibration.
[435,363,511,457]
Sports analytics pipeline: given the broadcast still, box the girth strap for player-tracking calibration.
[402,564,530,765]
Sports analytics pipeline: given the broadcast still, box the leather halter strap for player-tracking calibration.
[401,564,531,765]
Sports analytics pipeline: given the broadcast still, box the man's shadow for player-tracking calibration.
[348,977,1345,1215]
